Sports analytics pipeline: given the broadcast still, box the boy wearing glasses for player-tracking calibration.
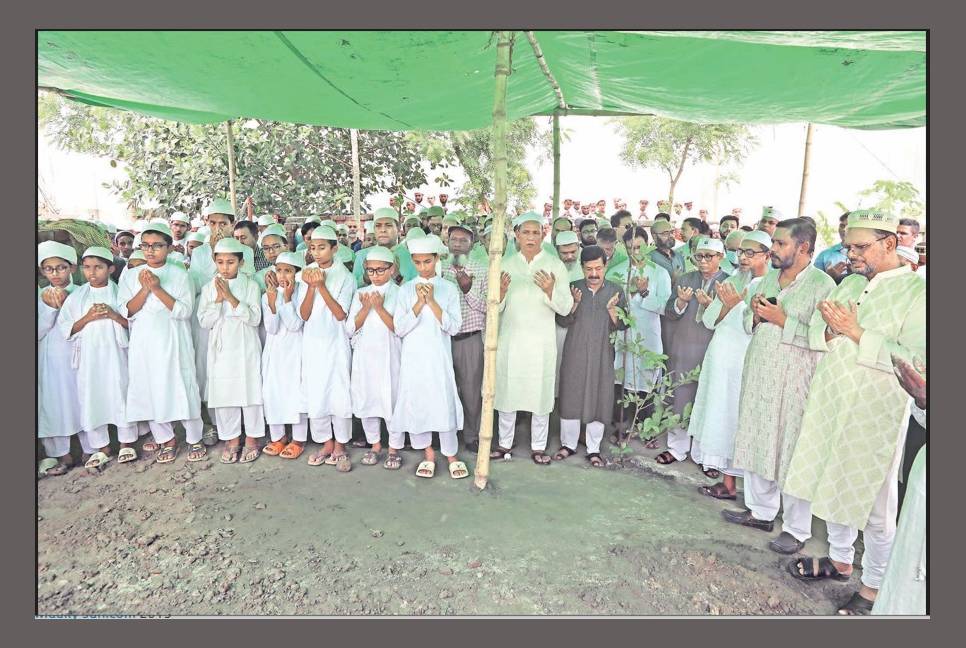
[37,241,83,477]
[118,222,205,464]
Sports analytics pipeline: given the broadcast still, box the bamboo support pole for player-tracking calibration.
[350,128,362,233]
[226,120,238,216]
[552,113,561,220]
[474,30,513,491]
[798,123,814,217]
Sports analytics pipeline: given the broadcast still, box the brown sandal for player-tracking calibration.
[655,451,678,465]
[698,482,736,500]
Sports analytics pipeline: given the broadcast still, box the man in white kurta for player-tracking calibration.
[118,222,205,464]
[494,212,574,464]
[782,210,926,615]
[58,247,137,469]
[37,241,83,474]
[552,231,587,400]
[297,225,356,470]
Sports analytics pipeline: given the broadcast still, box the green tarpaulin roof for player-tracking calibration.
[38,30,926,130]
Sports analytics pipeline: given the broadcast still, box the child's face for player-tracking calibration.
[186,240,202,256]
[275,263,298,284]
[309,239,336,266]
[365,261,394,286]
[140,233,170,267]
[260,235,286,265]
[40,256,74,288]
[215,253,241,279]
[81,257,112,287]
[412,253,437,279]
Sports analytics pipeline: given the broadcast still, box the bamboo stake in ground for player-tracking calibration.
[474,30,514,491]
[798,123,814,217]
[350,128,362,234]
[552,113,561,220]
[226,120,238,216]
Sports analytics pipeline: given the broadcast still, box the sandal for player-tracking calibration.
[530,451,551,465]
[333,454,352,473]
[220,443,241,464]
[38,457,59,478]
[837,591,875,616]
[655,451,678,465]
[157,444,179,464]
[263,440,287,456]
[186,443,208,463]
[703,467,722,479]
[786,556,852,582]
[553,447,578,461]
[142,440,160,454]
[239,444,261,464]
[448,461,469,479]
[489,446,513,459]
[416,460,436,478]
[84,451,112,474]
[117,447,138,464]
[587,453,605,468]
[384,453,403,470]
[307,450,331,466]
[698,482,737,500]
[46,461,72,476]
[361,450,380,466]
[279,442,305,460]
[201,426,219,447]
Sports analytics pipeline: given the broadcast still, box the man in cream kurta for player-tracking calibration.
[494,212,574,463]
[782,210,926,615]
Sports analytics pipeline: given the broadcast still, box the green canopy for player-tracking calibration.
[38,30,925,130]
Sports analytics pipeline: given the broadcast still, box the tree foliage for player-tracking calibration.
[39,92,427,217]
[858,179,924,220]
[612,116,758,207]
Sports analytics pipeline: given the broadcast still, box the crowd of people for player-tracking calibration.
[37,193,926,615]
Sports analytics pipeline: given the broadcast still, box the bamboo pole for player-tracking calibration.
[798,123,814,217]
[350,128,362,234]
[226,120,238,216]
[552,113,561,220]
[474,30,513,491]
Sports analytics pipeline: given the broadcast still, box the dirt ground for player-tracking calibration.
[37,423,865,617]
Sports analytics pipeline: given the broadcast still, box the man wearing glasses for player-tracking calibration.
[253,224,289,292]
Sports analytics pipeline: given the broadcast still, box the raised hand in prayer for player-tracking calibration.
[213,277,228,303]
[369,291,385,309]
[141,270,161,292]
[695,289,713,307]
[715,281,745,308]
[264,270,279,291]
[533,270,556,300]
[500,272,511,301]
[41,287,66,310]
[675,285,694,309]
[454,267,473,294]
[606,292,621,312]
[635,275,649,296]
[818,300,862,343]
[892,354,926,410]
[422,283,436,305]
[569,285,582,314]
[279,278,295,302]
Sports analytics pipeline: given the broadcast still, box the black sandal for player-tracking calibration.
[655,451,678,465]
[837,591,875,616]
[489,446,513,459]
[553,447,578,461]
[786,556,852,582]
[698,482,737,500]
[530,451,551,465]
[702,467,721,479]
[587,453,605,468]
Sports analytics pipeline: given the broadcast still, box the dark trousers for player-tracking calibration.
[452,332,484,445]
[898,413,927,512]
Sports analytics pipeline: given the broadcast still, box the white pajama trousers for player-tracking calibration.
[84,424,135,448]
[212,406,265,441]
[743,471,813,543]
[409,430,459,458]
[41,436,72,459]
[690,438,742,477]
[498,411,550,452]
[309,416,351,444]
[361,417,386,446]
[268,413,308,443]
[149,418,205,445]
[666,425,691,462]
[560,419,605,455]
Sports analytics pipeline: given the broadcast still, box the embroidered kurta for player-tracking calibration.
[686,271,763,468]
[731,265,835,483]
[38,284,82,439]
[188,246,217,401]
[346,282,401,421]
[58,282,131,431]
[389,276,464,433]
[119,263,202,424]
[260,290,306,425]
[608,260,673,393]
[296,262,355,419]
[495,250,575,415]
[783,266,926,529]
[556,280,628,424]
[197,273,263,409]
[663,269,730,419]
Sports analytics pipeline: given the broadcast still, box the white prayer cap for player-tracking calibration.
[336,223,348,234]
[897,246,919,264]
[847,209,899,233]
[512,211,543,228]
[425,233,448,254]
[695,237,725,254]
[760,206,782,222]
[38,241,78,266]
[240,246,255,275]
[129,250,146,262]
[203,198,235,217]
[214,238,248,255]
[141,221,173,239]
[169,211,190,224]
[190,218,205,229]
[364,221,375,234]
[309,225,338,241]
[408,236,440,255]
[373,207,400,224]
[320,219,338,230]
[133,234,142,248]
[150,217,169,226]
[257,214,276,227]
[304,215,322,225]
[80,246,114,264]
[365,246,395,264]
[274,251,306,269]
[405,227,427,242]
[131,220,146,233]
[724,230,746,247]
[258,224,288,245]
[740,230,773,249]
[555,231,580,247]
[105,223,118,234]
[334,245,355,264]
[187,232,207,244]
[403,215,421,226]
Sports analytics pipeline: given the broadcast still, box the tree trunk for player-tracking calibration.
[667,137,692,211]
[798,123,814,217]
[350,128,362,233]
[226,120,238,216]
[552,112,561,220]
[474,30,513,491]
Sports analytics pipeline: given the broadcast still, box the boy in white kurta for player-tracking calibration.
[260,252,310,459]
[297,226,356,472]
[346,246,402,468]
[118,222,205,465]
[389,237,468,479]
[37,241,82,476]
[198,238,265,464]
[58,247,138,471]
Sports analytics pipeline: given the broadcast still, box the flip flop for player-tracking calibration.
[448,461,469,479]
[38,457,59,478]
[239,444,261,464]
[186,443,208,463]
[279,442,305,460]
[587,453,605,468]
[263,440,287,456]
[117,447,138,464]
[307,451,331,466]
[553,447,578,461]
[220,444,241,465]
[142,440,160,454]
[530,451,551,465]
[84,451,112,474]
[698,483,737,500]
[416,460,436,478]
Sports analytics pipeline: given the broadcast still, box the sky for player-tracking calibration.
[38,117,925,234]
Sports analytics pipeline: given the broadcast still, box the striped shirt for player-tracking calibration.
[440,255,489,334]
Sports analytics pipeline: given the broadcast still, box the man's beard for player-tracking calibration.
[770,251,794,270]
[581,236,597,246]
[655,239,673,251]
[851,261,875,277]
